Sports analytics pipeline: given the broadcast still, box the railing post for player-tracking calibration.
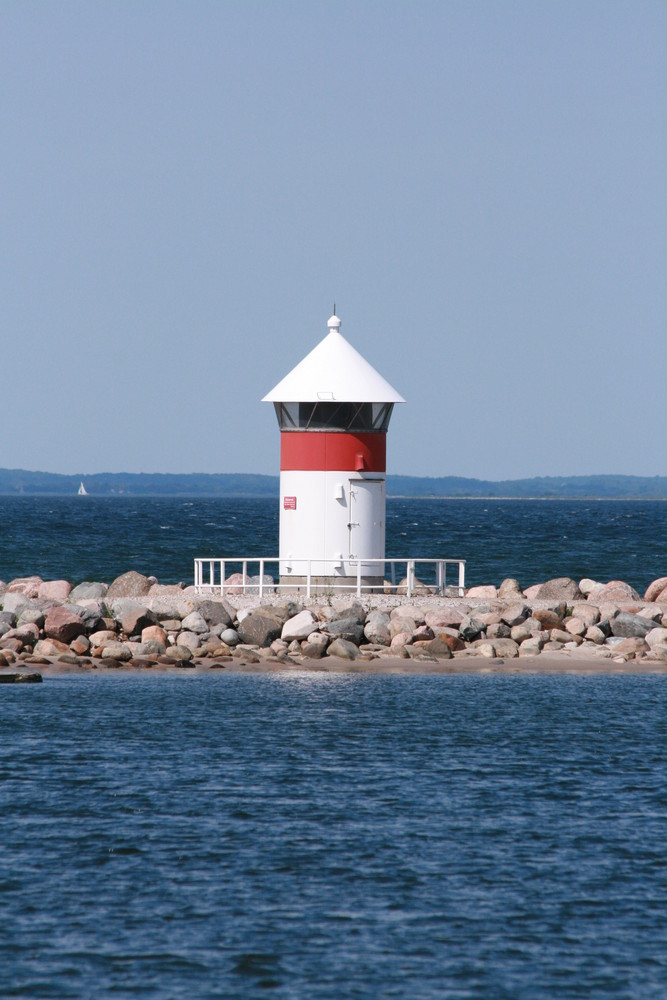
[259,559,264,598]
[221,561,226,596]
[306,562,311,599]
[407,560,413,598]
[458,560,465,596]
[356,560,361,597]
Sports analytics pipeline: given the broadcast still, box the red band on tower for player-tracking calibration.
[280,432,386,472]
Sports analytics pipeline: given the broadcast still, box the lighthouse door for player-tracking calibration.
[347,479,385,570]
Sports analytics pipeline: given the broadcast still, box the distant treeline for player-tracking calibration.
[0,468,665,498]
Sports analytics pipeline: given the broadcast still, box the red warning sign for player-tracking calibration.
[283,496,297,510]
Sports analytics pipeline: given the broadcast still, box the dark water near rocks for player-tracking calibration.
[1,673,666,998]
[0,496,665,591]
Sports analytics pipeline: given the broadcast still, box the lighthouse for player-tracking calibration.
[263,312,404,591]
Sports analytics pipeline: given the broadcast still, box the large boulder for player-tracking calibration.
[237,612,283,648]
[1,592,32,616]
[326,637,359,660]
[37,580,72,602]
[119,605,158,637]
[531,609,564,631]
[195,599,235,628]
[459,616,486,642]
[145,594,199,621]
[498,578,523,599]
[587,581,641,605]
[282,610,318,642]
[323,617,365,645]
[7,576,43,597]
[330,600,366,623]
[364,611,391,646]
[302,632,329,658]
[466,585,497,599]
[424,607,467,629]
[646,628,667,649]
[500,603,531,627]
[106,571,153,601]
[101,642,133,661]
[610,612,658,639]
[535,578,584,602]
[44,606,86,643]
[644,577,667,604]
[34,638,70,656]
[181,611,209,635]
[70,581,108,601]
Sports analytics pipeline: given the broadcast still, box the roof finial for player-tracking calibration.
[333,302,336,315]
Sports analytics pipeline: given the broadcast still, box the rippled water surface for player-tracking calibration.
[0,496,664,590]
[1,674,666,998]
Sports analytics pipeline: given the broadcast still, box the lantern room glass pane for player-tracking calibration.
[275,401,394,432]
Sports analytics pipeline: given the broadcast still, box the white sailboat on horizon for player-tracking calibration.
[78,481,88,496]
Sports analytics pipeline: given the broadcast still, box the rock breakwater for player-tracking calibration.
[1,571,666,673]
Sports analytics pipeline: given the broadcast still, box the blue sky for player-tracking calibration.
[1,1,665,479]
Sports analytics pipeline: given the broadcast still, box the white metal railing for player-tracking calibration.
[193,557,466,598]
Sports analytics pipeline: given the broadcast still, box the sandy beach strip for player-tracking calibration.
[10,650,667,679]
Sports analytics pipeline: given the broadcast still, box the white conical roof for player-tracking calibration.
[262,314,405,403]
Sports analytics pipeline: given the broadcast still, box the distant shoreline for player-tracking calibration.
[1,493,665,502]
[0,468,665,500]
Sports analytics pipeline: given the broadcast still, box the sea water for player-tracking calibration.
[0,496,664,591]
[1,673,666,998]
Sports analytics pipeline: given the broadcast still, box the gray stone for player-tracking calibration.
[237,612,283,648]
[610,611,658,639]
[220,628,240,647]
[585,626,607,645]
[536,578,584,602]
[498,578,523,599]
[459,616,486,642]
[332,600,366,623]
[70,581,108,601]
[106,571,153,600]
[132,639,166,656]
[164,645,193,661]
[326,637,359,660]
[195,599,235,628]
[101,641,132,661]
[17,608,46,628]
[1,592,31,616]
[487,622,511,639]
[519,636,545,655]
[491,638,520,658]
[500,603,531,627]
[323,617,365,645]
[364,610,392,646]
[177,631,202,651]
[181,611,209,635]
